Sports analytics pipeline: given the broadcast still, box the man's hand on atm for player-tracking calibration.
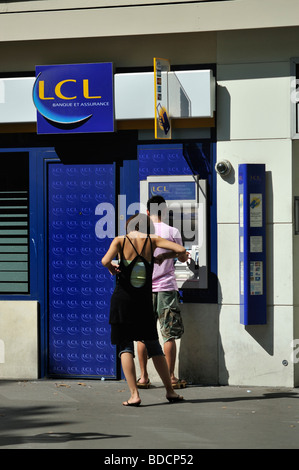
[178,251,190,263]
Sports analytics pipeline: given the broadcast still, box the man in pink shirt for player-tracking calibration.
[137,196,188,389]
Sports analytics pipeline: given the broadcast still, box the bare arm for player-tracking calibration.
[101,237,122,275]
[153,236,188,263]
[155,250,190,264]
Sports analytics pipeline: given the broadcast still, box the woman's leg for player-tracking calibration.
[145,340,183,401]
[137,341,150,385]
[120,352,141,406]
[152,355,183,400]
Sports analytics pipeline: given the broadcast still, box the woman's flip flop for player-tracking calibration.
[166,395,184,403]
[123,400,141,407]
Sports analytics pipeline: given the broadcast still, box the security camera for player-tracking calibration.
[215,160,232,176]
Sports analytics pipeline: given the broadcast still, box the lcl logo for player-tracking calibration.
[37,78,101,101]
[32,62,114,133]
[33,72,99,126]
[151,185,169,193]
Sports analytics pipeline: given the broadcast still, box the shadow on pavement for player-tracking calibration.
[0,404,130,447]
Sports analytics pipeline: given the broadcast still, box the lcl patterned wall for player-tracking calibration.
[48,163,117,378]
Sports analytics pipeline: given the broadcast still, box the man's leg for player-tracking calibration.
[163,338,177,383]
[157,291,185,387]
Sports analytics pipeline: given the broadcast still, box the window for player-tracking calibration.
[0,152,29,294]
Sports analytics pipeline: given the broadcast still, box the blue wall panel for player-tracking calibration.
[239,164,267,325]
[48,163,117,378]
[138,144,192,180]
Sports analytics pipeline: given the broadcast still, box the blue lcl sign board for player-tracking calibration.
[239,164,267,325]
[33,63,114,134]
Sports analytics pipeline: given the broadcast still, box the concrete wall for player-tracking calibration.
[1,0,299,42]
[0,301,39,380]
[216,28,298,387]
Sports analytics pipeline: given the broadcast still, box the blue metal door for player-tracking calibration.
[47,162,117,378]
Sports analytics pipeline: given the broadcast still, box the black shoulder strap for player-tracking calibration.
[125,236,139,256]
[126,234,150,257]
[148,235,153,257]
[140,235,149,255]
[120,236,126,260]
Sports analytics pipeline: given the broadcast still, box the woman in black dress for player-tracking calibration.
[102,214,187,406]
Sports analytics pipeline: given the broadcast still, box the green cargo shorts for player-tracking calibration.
[152,291,184,343]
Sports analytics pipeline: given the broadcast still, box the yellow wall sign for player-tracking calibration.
[154,58,171,139]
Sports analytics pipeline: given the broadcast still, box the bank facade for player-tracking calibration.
[0,0,299,387]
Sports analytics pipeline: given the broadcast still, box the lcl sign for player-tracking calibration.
[32,62,114,134]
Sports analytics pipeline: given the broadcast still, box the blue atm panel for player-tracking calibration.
[239,164,267,325]
[48,163,117,378]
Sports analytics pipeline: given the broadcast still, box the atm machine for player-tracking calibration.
[140,175,208,289]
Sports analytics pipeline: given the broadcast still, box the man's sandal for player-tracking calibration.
[172,379,187,389]
[136,378,151,389]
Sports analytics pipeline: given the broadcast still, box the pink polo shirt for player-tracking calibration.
[152,222,183,292]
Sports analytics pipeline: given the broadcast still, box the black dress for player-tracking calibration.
[109,235,158,345]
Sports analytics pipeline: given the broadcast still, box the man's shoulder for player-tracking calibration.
[154,221,181,239]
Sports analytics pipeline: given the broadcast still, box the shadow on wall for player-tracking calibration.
[217,84,231,142]
[245,170,274,356]
[178,276,229,385]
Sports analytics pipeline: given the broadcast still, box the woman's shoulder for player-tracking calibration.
[110,235,125,246]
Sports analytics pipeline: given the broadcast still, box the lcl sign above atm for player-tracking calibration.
[0,68,215,126]
[32,62,114,134]
[149,181,196,200]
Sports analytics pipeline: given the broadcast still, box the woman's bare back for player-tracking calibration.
[121,232,153,262]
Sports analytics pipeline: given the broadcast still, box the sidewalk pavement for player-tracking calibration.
[0,379,298,451]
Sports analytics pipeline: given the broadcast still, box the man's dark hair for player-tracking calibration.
[126,213,155,234]
[147,195,167,218]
